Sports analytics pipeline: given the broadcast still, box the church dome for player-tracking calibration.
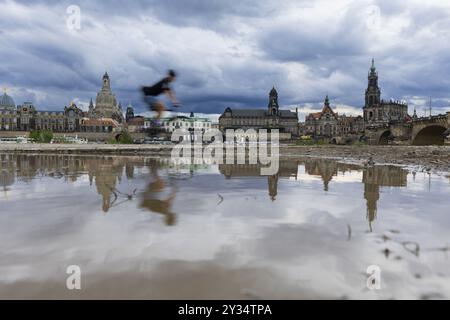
[0,92,15,109]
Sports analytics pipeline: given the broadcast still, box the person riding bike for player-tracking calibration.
[142,70,180,122]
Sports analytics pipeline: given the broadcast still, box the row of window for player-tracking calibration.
[164,121,211,127]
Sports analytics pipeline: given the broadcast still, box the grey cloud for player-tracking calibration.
[1,0,450,115]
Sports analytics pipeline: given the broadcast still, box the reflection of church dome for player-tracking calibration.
[0,92,15,110]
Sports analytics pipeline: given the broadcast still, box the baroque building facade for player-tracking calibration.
[1,98,84,132]
[304,96,339,137]
[302,59,408,140]
[338,114,364,136]
[218,87,299,136]
[0,73,124,134]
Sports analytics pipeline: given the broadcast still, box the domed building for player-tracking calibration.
[0,90,18,131]
[90,72,124,123]
[0,73,125,135]
[0,90,16,111]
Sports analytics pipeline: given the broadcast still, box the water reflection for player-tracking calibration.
[139,159,178,226]
[219,160,298,201]
[304,158,361,191]
[0,154,412,230]
[1,153,449,299]
[363,166,408,231]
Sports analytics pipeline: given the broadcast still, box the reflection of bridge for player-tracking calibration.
[366,112,450,145]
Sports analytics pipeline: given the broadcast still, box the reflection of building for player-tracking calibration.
[304,159,363,191]
[0,154,15,193]
[303,158,409,231]
[363,59,409,128]
[304,158,339,191]
[219,160,298,201]
[86,157,125,213]
[1,155,180,220]
[219,87,299,136]
[362,166,408,231]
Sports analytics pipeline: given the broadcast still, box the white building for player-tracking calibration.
[145,112,212,141]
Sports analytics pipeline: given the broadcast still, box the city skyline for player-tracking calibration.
[1,0,450,120]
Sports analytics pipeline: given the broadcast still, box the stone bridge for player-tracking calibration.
[410,113,450,145]
[365,112,450,145]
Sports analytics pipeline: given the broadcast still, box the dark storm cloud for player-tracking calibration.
[259,2,370,63]
[13,0,274,30]
[1,0,450,115]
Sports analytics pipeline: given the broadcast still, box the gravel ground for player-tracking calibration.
[1,143,449,174]
[280,145,450,174]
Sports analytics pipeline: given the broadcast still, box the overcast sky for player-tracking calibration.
[1,0,450,121]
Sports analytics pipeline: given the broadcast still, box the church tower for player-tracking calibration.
[126,104,134,122]
[268,86,279,115]
[365,59,381,108]
[88,98,94,112]
[94,72,123,122]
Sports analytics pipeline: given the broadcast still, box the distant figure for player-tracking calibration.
[141,70,180,122]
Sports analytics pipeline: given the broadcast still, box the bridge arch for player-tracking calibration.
[378,130,392,145]
[412,125,447,145]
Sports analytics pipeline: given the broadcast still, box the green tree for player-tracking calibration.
[29,129,53,143]
[118,130,134,144]
[41,130,53,143]
[29,130,40,142]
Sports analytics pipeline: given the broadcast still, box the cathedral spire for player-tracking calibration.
[268,86,279,114]
[365,59,381,108]
[324,95,330,107]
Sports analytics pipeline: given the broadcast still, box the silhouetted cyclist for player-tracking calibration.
[142,70,180,122]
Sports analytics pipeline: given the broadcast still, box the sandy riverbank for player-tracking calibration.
[1,143,449,173]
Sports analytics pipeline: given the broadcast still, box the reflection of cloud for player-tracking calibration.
[1,155,450,299]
